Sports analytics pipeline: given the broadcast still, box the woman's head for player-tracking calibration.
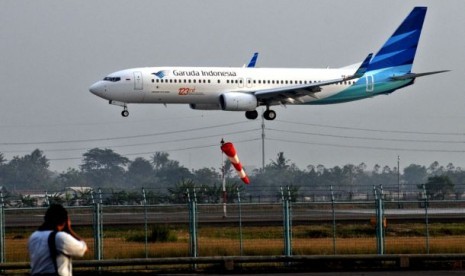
[40,204,68,230]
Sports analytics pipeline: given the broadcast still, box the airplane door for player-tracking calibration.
[134,71,143,90]
[366,75,374,92]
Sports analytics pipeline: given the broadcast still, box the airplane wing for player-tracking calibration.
[253,53,372,103]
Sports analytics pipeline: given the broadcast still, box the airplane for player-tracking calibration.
[89,7,448,120]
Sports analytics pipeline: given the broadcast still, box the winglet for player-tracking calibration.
[353,53,373,78]
[247,52,259,68]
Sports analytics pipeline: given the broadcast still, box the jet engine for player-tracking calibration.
[220,92,258,111]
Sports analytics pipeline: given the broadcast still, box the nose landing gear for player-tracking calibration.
[109,100,129,117]
[121,107,129,117]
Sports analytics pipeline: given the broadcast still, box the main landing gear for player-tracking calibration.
[245,108,277,120]
[263,109,276,120]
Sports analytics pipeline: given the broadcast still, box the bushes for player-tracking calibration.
[126,225,178,243]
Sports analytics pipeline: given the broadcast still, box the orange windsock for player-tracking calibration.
[221,141,250,184]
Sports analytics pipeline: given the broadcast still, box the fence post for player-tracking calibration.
[187,189,198,270]
[237,188,243,256]
[373,185,385,255]
[281,186,292,257]
[142,188,148,258]
[287,186,292,256]
[92,188,103,261]
[45,191,50,206]
[330,186,337,255]
[187,189,198,261]
[0,192,5,263]
[422,184,430,254]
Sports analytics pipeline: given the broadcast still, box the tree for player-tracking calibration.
[126,157,154,188]
[0,152,7,186]
[420,175,454,200]
[55,168,86,189]
[155,161,192,188]
[192,167,221,186]
[80,148,129,188]
[270,152,290,170]
[167,179,196,203]
[3,149,51,191]
[17,194,37,207]
[403,164,427,187]
[151,152,169,170]
[427,161,444,176]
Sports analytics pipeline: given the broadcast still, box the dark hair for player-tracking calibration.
[39,204,68,231]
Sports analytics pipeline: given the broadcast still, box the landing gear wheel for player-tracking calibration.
[263,110,276,120]
[121,110,129,117]
[245,110,258,120]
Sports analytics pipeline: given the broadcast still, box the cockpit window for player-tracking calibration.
[103,77,121,82]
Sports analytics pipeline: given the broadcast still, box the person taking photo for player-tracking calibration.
[28,204,87,276]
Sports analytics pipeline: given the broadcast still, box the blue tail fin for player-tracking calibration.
[367,7,427,73]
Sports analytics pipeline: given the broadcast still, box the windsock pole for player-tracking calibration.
[221,139,227,218]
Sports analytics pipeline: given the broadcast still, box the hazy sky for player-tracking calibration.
[1,0,464,173]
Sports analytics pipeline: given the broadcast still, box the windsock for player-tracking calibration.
[221,141,250,184]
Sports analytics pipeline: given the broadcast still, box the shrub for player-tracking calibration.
[150,225,177,242]
[126,225,178,243]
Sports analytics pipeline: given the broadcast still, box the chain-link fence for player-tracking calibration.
[1,187,465,263]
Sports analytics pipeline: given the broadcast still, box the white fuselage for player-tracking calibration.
[90,66,358,106]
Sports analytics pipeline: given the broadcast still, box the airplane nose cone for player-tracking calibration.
[89,82,106,98]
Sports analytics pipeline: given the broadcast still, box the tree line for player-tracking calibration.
[0,149,463,204]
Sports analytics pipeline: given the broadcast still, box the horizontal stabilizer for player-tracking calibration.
[390,70,450,80]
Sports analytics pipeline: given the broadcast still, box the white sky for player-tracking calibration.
[1,0,464,173]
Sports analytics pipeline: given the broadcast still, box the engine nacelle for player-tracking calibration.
[189,103,221,110]
[220,93,258,111]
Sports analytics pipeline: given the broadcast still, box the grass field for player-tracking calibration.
[5,222,465,262]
